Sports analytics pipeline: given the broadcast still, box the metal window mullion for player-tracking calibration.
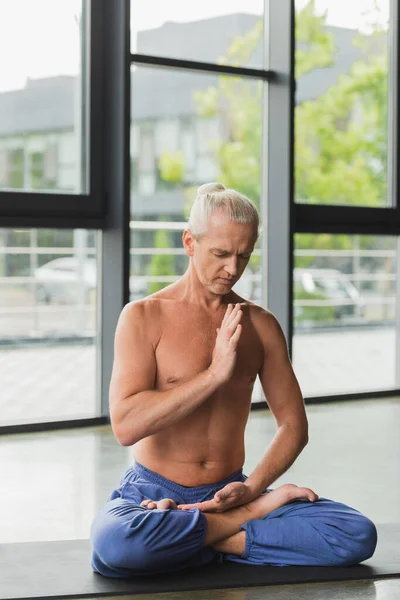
[396,237,400,387]
[391,0,400,389]
[267,0,294,353]
[388,0,399,211]
[99,0,131,419]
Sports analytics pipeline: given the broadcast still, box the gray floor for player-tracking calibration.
[89,579,400,599]
[1,397,400,599]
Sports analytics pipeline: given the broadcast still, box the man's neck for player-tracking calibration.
[176,271,234,310]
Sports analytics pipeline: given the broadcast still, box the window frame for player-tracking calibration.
[291,0,400,400]
[0,1,106,229]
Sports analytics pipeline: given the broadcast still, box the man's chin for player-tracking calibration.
[209,283,233,295]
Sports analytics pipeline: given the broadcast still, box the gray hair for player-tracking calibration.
[188,182,260,239]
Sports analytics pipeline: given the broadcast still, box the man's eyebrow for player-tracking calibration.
[210,247,253,254]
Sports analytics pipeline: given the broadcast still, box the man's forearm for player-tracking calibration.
[245,423,308,496]
[112,369,221,446]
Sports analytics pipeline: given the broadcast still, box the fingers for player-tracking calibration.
[305,489,319,502]
[221,303,234,326]
[140,498,177,510]
[178,500,219,512]
[230,322,242,345]
[214,489,227,502]
[220,304,242,339]
[157,498,177,510]
[140,499,157,510]
[294,487,319,503]
[226,310,242,337]
[177,503,197,510]
[297,487,318,502]
[221,303,241,329]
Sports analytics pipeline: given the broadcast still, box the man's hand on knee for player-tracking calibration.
[140,498,178,510]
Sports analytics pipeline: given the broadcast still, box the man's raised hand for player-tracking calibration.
[208,303,243,385]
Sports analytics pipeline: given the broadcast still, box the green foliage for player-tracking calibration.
[155,1,389,312]
[195,1,388,264]
[158,150,185,184]
[294,287,336,323]
[191,0,345,218]
[295,53,387,208]
[294,232,354,268]
[295,0,335,77]
[219,20,263,67]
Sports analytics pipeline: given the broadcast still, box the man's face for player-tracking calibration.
[184,211,257,296]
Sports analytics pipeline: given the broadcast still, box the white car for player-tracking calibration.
[34,256,147,304]
[294,268,365,320]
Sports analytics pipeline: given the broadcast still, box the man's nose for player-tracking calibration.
[224,256,238,277]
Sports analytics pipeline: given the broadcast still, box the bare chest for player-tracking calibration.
[154,314,263,389]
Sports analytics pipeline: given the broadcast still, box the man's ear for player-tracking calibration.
[182,229,196,256]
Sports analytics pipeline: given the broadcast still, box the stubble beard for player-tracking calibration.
[207,280,233,296]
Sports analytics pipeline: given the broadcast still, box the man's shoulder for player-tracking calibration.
[244,300,276,321]
[229,292,278,324]
[122,295,169,320]
[244,302,284,342]
[122,290,181,327]
[120,297,170,347]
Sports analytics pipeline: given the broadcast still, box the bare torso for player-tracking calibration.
[133,288,265,486]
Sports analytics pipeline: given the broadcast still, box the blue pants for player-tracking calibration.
[90,462,377,578]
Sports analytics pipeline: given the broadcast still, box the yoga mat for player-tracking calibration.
[1,523,398,600]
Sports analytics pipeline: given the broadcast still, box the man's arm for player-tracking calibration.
[110,301,242,446]
[244,308,309,496]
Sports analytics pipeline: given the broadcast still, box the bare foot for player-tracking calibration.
[246,484,319,520]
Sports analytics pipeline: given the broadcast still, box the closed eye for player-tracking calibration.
[213,252,251,259]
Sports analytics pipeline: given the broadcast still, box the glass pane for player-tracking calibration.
[0,0,87,194]
[130,1,264,68]
[295,1,390,207]
[130,65,264,401]
[292,233,400,396]
[0,228,99,425]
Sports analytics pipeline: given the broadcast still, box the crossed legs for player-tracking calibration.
[91,482,377,576]
[203,483,317,553]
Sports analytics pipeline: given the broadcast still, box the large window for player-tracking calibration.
[0,1,109,430]
[292,234,399,396]
[0,228,100,425]
[295,0,390,208]
[129,7,267,402]
[293,1,400,400]
[1,2,399,434]
[0,0,87,194]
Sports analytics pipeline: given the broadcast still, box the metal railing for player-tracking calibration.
[0,223,398,339]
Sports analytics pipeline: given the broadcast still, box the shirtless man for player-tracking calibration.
[90,182,377,578]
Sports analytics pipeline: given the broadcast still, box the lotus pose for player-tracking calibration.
[90,182,377,578]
